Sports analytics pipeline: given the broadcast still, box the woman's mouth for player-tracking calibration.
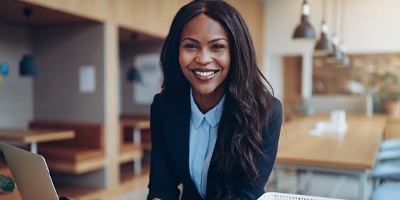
[194,70,216,77]
[191,69,219,80]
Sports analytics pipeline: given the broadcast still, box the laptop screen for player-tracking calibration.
[0,142,59,200]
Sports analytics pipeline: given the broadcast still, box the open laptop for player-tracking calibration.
[0,142,70,200]
[258,192,344,200]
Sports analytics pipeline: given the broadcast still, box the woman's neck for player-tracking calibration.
[193,92,224,114]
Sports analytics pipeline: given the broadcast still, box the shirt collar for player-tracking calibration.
[190,88,225,128]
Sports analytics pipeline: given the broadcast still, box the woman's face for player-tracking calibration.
[179,14,231,100]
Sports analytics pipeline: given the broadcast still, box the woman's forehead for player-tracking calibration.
[181,14,228,40]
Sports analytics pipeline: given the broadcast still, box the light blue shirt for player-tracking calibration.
[189,89,225,198]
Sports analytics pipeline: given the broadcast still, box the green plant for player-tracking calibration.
[373,70,400,103]
[0,174,15,192]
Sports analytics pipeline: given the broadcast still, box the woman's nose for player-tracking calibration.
[195,49,212,65]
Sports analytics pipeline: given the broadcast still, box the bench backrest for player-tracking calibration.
[29,121,104,148]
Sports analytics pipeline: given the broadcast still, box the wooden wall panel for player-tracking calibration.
[21,0,265,66]
[115,0,189,38]
[227,0,265,66]
[21,0,109,22]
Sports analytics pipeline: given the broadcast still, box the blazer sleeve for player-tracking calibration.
[147,94,181,200]
[230,98,283,200]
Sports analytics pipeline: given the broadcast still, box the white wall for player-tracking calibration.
[263,0,400,100]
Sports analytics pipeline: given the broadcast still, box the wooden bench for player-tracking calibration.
[29,121,105,174]
[29,120,144,175]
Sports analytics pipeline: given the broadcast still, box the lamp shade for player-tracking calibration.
[325,45,342,64]
[19,55,38,76]
[326,34,343,63]
[293,16,316,39]
[127,67,141,82]
[0,63,9,77]
[293,0,316,39]
[314,21,332,56]
[314,33,332,54]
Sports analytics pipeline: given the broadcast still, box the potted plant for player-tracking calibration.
[0,174,15,193]
[374,70,400,117]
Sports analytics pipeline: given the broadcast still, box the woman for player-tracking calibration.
[147,0,282,199]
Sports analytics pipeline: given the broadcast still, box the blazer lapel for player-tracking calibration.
[172,91,191,182]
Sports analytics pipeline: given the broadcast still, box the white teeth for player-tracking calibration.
[195,71,215,77]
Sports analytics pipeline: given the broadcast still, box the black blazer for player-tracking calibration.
[147,90,282,200]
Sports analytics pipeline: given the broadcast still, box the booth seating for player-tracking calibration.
[29,121,106,174]
[29,120,144,175]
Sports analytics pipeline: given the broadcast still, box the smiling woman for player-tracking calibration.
[179,14,231,113]
[147,1,282,200]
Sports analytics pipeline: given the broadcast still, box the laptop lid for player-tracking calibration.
[0,142,59,200]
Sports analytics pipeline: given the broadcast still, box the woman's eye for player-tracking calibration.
[212,44,225,49]
[184,44,197,49]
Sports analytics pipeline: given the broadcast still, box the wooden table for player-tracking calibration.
[0,129,75,153]
[275,114,387,200]
[119,119,150,175]
[120,119,150,145]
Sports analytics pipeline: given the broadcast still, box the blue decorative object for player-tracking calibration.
[0,63,9,77]
[127,67,142,83]
[19,55,38,76]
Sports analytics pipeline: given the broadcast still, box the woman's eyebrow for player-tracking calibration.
[180,37,227,44]
[181,37,199,43]
[208,38,228,44]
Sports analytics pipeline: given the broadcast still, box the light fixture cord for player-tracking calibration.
[322,0,326,21]
[22,7,33,56]
[340,0,345,43]
[332,0,338,35]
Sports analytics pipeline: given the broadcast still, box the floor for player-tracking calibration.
[55,162,151,200]
[2,159,374,200]
[107,167,374,200]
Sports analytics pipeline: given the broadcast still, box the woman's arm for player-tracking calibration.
[147,94,181,200]
[231,99,283,199]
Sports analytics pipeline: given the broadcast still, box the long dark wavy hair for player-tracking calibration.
[160,0,275,199]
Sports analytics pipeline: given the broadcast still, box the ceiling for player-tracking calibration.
[0,1,92,27]
[0,0,164,45]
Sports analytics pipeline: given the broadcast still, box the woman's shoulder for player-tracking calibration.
[269,97,283,124]
[272,97,282,113]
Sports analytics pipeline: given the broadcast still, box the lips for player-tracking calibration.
[191,69,219,78]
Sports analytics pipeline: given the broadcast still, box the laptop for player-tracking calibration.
[258,192,344,200]
[0,142,70,200]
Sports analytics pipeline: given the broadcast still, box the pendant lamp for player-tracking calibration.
[292,0,316,39]
[127,34,142,83]
[127,66,142,83]
[326,34,343,63]
[326,0,344,64]
[20,7,38,76]
[20,55,38,75]
[0,63,10,83]
[314,0,332,56]
[340,43,350,66]
[314,20,332,55]
[339,0,349,66]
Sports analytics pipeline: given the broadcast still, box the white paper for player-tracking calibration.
[79,65,96,93]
